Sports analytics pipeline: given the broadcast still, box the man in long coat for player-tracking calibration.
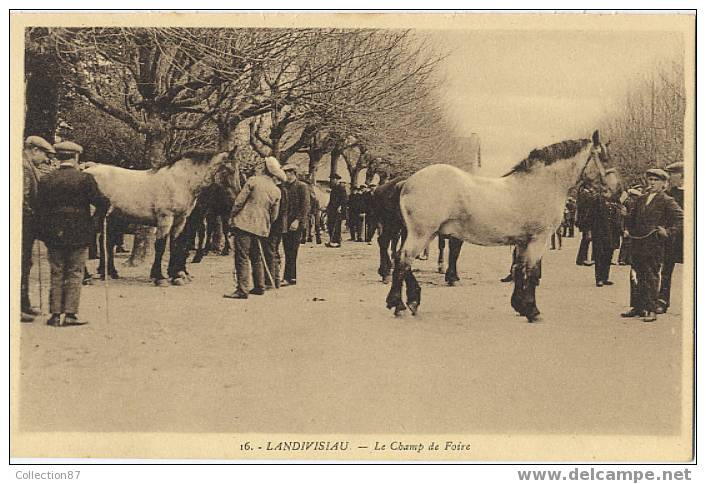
[281,164,310,285]
[225,157,285,299]
[21,136,56,322]
[621,168,683,322]
[657,162,685,313]
[326,175,348,248]
[36,142,108,326]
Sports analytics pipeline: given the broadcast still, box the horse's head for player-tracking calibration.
[579,130,612,189]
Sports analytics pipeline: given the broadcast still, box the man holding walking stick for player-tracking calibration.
[21,136,55,322]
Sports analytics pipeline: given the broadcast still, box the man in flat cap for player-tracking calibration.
[21,136,56,322]
[35,140,109,327]
[280,164,310,286]
[224,156,285,299]
[326,174,348,248]
[657,162,685,314]
[621,168,683,322]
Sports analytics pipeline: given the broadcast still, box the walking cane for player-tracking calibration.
[256,239,277,290]
[36,242,44,315]
[102,211,111,325]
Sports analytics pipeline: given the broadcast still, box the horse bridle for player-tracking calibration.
[579,142,609,185]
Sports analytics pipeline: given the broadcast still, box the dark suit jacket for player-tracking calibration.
[664,186,684,263]
[286,180,311,231]
[586,194,622,249]
[36,164,108,248]
[624,190,683,250]
[23,156,41,220]
[270,184,289,236]
[327,183,348,214]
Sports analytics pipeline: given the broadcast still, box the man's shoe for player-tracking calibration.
[223,290,248,299]
[582,261,595,266]
[249,288,265,296]
[621,308,645,318]
[596,281,604,287]
[22,306,41,316]
[602,280,614,286]
[286,279,297,285]
[46,314,63,327]
[64,314,89,326]
[642,312,658,322]
[500,274,513,283]
[21,312,35,323]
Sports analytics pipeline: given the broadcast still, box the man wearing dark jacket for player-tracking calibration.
[657,162,685,314]
[587,185,622,286]
[36,142,108,326]
[575,182,595,266]
[21,136,56,322]
[621,168,683,322]
[326,175,348,248]
[281,164,310,285]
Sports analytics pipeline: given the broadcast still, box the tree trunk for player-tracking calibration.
[127,122,167,265]
[125,226,156,267]
[329,146,343,183]
[24,49,60,141]
[308,150,324,182]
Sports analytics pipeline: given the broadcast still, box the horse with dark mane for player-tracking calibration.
[385,130,609,321]
[85,150,236,285]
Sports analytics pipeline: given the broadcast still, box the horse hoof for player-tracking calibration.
[447,280,456,287]
[177,271,192,282]
[408,301,419,315]
[192,257,202,264]
[526,311,541,323]
[153,279,169,287]
[171,277,186,286]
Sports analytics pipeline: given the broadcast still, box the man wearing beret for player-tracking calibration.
[21,136,56,322]
[281,164,310,286]
[326,175,348,248]
[224,156,284,299]
[657,162,685,314]
[35,140,109,327]
[621,168,683,322]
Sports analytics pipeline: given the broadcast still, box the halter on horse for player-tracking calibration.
[385,130,610,321]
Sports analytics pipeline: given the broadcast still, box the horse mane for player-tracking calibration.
[160,150,222,169]
[502,139,592,177]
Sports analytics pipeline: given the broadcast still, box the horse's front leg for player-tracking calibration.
[510,238,545,322]
[378,227,393,283]
[445,237,463,285]
[168,215,190,284]
[150,215,173,286]
[437,235,446,273]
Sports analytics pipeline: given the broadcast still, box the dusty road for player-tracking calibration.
[18,235,684,435]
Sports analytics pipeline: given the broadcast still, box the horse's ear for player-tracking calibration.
[592,130,601,146]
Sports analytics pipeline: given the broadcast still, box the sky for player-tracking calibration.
[429,29,684,175]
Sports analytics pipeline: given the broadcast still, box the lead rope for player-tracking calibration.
[626,228,660,240]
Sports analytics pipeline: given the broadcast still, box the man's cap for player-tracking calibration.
[645,168,669,181]
[264,156,287,182]
[25,136,56,154]
[665,162,684,173]
[282,163,298,172]
[53,140,84,154]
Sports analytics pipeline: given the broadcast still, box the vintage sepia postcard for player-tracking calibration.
[9,10,695,462]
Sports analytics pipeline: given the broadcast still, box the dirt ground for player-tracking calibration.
[17,234,684,436]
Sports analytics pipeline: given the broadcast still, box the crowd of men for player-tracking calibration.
[571,164,684,322]
[21,133,686,326]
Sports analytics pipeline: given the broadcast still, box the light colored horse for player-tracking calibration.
[85,151,234,285]
[386,130,609,321]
